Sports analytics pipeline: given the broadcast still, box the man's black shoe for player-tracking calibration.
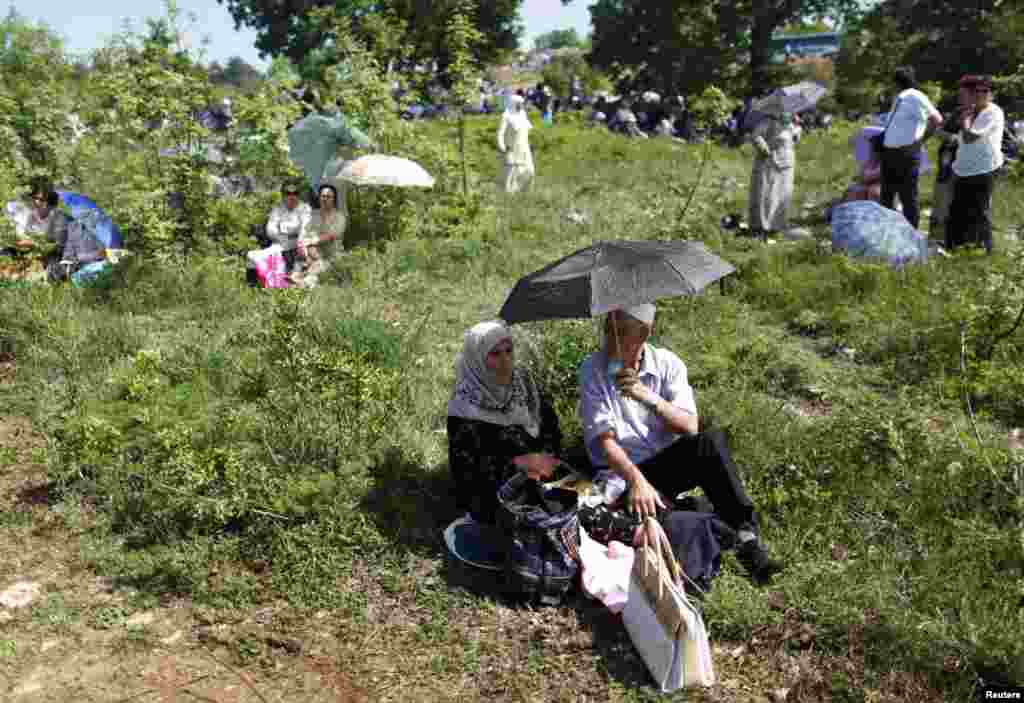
[736,539,784,586]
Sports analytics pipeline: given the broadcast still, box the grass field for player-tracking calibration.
[1,114,1022,702]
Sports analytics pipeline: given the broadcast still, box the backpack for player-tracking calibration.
[495,472,580,606]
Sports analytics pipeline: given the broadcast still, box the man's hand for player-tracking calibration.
[615,368,657,407]
[513,453,561,481]
[628,474,666,518]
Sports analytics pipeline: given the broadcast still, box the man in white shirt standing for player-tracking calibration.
[880,67,944,229]
[946,75,1004,254]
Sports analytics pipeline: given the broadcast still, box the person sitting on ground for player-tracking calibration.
[843,136,883,204]
[577,304,784,585]
[266,180,312,275]
[294,183,346,287]
[612,102,647,139]
[448,319,742,593]
[447,320,563,525]
[13,179,68,256]
[2,180,69,281]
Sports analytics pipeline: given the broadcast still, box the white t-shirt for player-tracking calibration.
[883,89,941,148]
[953,103,1005,177]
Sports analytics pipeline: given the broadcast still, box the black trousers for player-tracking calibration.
[880,146,923,229]
[633,430,757,532]
[945,171,996,253]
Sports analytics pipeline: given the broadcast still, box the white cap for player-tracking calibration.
[613,303,656,326]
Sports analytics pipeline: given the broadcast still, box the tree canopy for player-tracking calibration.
[217,0,523,82]
[835,0,1024,110]
[562,0,864,95]
[533,28,584,51]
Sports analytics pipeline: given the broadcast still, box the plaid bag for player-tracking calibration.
[496,472,580,606]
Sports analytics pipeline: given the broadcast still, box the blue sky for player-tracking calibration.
[5,0,594,69]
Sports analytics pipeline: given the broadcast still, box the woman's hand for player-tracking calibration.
[615,368,657,407]
[512,453,561,481]
[628,474,666,518]
[14,239,34,251]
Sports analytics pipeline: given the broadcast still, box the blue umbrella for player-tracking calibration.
[831,201,928,267]
[56,191,124,249]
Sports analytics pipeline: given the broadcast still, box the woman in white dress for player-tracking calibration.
[749,112,797,239]
[497,95,535,193]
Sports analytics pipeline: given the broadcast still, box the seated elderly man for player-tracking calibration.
[578,303,783,584]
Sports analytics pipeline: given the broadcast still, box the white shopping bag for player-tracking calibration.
[620,518,715,692]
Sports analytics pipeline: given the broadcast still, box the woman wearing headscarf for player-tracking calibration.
[448,320,562,524]
[749,112,797,240]
[497,95,535,193]
[447,320,740,594]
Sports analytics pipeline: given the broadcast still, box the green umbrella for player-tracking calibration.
[287,112,373,190]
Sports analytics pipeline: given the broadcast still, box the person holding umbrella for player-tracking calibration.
[749,111,797,240]
[577,304,783,584]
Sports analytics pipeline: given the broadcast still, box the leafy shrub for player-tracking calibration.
[333,317,404,370]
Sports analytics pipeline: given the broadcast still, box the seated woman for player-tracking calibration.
[294,183,346,287]
[447,320,562,525]
[1,180,68,282]
[447,320,736,593]
[842,139,883,204]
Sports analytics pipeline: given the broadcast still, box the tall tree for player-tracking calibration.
[223,56,262,87]
[217,0,523,82]
[835,0,1024,109]
[533,28,583,51]
[563,0,863,95]
[574,0,746,97]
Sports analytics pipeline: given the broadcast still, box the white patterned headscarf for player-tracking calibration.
[447,320,542,437]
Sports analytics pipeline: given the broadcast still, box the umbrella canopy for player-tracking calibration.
[336,155,435,188]
[287,113,373,190]
[745,81,827,131]
[56,191,124,249]
[499,240,735,325]
[831,201,928,267]
[753,81,827,115]
[850,125,932,174]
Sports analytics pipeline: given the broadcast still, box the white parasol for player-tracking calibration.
[336,155,435,188]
